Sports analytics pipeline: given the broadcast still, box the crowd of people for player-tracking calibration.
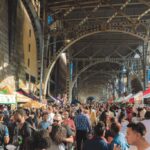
[0,101,150,150]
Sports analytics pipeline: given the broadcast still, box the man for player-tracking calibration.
[0,111,9,149]
[141,111,150,144]
[126,122,150,150]
[13,109,32,150]
[83,121,109,150]
[110,122,129,150]
[39,111,51,130]
[63,111,76,134]
[47,106,55,125]
[52,114,74,149]
[53,114,74,143]
[74,108,91,150]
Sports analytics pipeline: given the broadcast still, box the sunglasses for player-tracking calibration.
[53,119,60,123]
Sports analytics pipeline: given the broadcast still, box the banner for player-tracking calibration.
[0,94,16,104]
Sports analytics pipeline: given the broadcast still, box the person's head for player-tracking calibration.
[48,106,53,113]
[110,122,121,136]
[42,112,49,121]
[126,122,146,145]
[33,129,51,149]
[50,125,67,145]
[0,111,4,121]
[14,109,26,123]
[53,114,62,125]
[94,121,105,137]
[145,111,150,119]
[118,112,126,123]
[132,112,137,117]
[63,111,69,119]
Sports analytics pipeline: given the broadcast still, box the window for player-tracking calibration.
[29,29,31,37]
[28,44,31,52]
[28,58,30,67]
[31,75,36,83]
[26,73,29,81]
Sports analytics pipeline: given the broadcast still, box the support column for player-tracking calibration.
[143,42,148,90]
[66,51,72,103]
[127,70,131,93]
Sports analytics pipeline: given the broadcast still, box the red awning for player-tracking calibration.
[143,88,150,96]
[129,97,134,103]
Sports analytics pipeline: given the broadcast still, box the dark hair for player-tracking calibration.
[33,130,51,149]
[15,109,25,116]
[132,112,137,117]
[50,125,67,144]
[0,111,4,118]
[94,121,105,136]
[127,122,146,136]
[145,111,150,119]
[111,122,121,135]
[118,112,126,123]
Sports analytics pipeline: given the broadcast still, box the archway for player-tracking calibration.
[44,30,146,95]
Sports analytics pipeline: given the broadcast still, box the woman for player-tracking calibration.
[118,112,129,136]
[49,124,67,150]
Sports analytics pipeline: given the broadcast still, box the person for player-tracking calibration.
[141,111,150,144]
[38,111,51,130]
[13,109,32,150]
[83,121,109,150]
[74,108,91,150]
[49,125,67,150]
[63,111,76,135]
[110,122,129,150]
[118,112,129,136]
[0,111,9,149]
[52,114,74,150]
[47,106,55,125]
[31,129,51,150]
[126,122,150,150]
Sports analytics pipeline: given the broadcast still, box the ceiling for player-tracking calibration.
[47,0,150,89]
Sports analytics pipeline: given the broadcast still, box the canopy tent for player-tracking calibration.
[16,93,32,103]
[143,88,150,98]
[129,97,134,103]
[133,91,143,104]
[16,88,39,101]
[0,94,16,104]
[0,85,13,94]
[22,101,45,109]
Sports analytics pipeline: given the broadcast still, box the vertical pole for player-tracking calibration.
[39,0,47,102]
[143,42,148,90]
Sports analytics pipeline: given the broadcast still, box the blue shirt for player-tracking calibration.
[39,121,51,129]
[74,113,91,131]
[110,133,129,150]
[83,137,109,150]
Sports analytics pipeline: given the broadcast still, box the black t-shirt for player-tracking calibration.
[14,121,32,150]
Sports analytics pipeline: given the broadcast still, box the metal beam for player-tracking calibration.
[106,0,131,23]
[48,1,145,10]
[82,70,117,82]
[72,57,141,62]
[72,42,93,57]
[137,8,150,21]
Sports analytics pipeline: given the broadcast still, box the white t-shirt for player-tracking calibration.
[129,145,137,150]
[120,120,129,136]
[48,112,55,125]
[141,119,150,144]
[145,147,150,150]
